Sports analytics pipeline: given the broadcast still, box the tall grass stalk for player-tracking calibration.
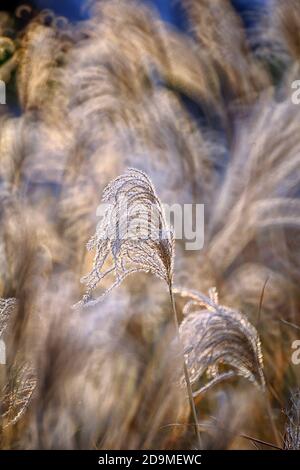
[169,285,202,448]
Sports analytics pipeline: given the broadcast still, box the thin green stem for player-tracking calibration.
[169,285,202,449]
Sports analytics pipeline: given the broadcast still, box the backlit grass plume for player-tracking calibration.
[284,390,300,450]
[0,297,17,337]
[183,0,268,106]
[74,168,175,308]
[176,287,265,396]
[75,167,202,447]
[1,362,37,428]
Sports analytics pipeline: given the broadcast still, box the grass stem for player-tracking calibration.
[169,285,202,449]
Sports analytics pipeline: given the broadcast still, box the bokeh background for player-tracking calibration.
[0,0,299,451]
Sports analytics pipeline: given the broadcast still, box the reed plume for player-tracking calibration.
[1,361,36,428]
[75,167,202,447]
[175,287,265,396]
[284,390,300,450]
[0,297,16,337]
[74,168,174,307]
[183,0,269,106]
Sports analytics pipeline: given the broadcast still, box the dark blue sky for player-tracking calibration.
[34,0,89,21]
[31,0,266,27]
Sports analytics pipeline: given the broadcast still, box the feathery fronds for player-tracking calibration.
[75,168,174,308]
[284,390,300,450]
[176,288,265,396]
[183,0,269,104]
[74,166,202,447]
[2,362,37,428]
[17,20,66,112]
[0,297,17,337]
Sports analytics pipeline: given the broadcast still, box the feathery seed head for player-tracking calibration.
[176,288,265,396]
[0,297,17,337]
[74,168,174,308]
